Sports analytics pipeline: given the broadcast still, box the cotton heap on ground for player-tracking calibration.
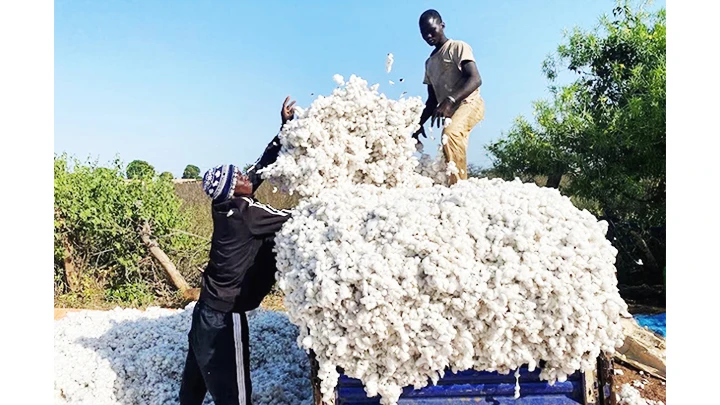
[262,75,629,405]
[54,305,312,405]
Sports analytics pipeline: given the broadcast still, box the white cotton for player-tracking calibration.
[386,53,394,73]
[261,74,628,405]
[636,259,643,265]
[274,179,627,405]
[389,80,395,85]
[443,118,453,128]
[258,75,428,197]
[54,305,312,405]
[333,74,345,86]
[514,369,521,399]
[615,369,625,375]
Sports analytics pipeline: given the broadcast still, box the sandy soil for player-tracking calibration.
[614,362,666,403]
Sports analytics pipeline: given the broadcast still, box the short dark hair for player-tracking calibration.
[420,9,442,24]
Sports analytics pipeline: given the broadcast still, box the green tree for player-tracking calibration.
[126,160,156,179]
[487,0,665,289]
[160,171,174,181]
[182,164,201,180]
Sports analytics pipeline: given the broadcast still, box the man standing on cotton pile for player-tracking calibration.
[179,165,292,405]
[413,9,485,185]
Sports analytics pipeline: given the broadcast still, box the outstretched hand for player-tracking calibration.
[281,96,296,125]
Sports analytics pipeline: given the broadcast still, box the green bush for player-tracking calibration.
[126,160,155,179]
[54,154,207,308]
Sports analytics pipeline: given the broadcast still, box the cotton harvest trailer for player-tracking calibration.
[310,353,616,405]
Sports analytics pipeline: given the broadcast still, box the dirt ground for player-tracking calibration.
[613,362,666,403]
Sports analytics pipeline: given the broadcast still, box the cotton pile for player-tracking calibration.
[260,74,629,405]
[274,179,628,404]
[258,74,450,197]
[54,305,312,405]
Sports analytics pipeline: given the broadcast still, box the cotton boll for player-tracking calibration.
[333,74,345,86]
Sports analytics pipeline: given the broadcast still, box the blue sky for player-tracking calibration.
[55,0,665,177]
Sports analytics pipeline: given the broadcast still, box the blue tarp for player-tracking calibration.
[633,313,666,337]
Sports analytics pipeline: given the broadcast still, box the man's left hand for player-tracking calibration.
[281,96,296,125]
[432,99,454,127]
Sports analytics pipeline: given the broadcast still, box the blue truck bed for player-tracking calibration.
[310,353,615,405]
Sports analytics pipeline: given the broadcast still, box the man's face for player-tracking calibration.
[234,172,253,196]
[420,18,444,46]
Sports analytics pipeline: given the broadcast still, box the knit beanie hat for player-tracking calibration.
[202,164,240,202]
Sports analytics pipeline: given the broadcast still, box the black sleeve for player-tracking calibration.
[247,134,282,193]
[244,199,292,237]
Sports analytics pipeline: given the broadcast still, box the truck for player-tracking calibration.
[309,352,616,405]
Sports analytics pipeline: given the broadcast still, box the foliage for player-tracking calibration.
[160,171,174,181]
[182,164,201,180]
[486,0,666,291]
[126,160,156,179]
[54,154,207,308]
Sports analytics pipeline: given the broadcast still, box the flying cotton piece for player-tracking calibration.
[389,80,395,85]
[386,53,394,73]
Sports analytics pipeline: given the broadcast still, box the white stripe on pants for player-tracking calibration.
[232,313,247,405]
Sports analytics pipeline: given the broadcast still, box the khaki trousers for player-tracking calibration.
[443,96,485,185]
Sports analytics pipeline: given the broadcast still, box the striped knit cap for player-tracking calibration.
[202,164,240,202]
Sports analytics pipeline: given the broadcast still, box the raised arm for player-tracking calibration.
[247,96,296,192]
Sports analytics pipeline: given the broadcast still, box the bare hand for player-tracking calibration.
[281,96,296,125]
[431,99,454,128]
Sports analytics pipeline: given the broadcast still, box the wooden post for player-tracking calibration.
[309,350,334,405]
[597,353,616,405]
[583,366,599,405]
[63,238,80,292]
[139,222,194,296]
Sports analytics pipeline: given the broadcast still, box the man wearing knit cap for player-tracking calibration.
[179,164,291,405]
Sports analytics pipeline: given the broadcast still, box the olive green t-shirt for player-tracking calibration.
[423,39,480,104]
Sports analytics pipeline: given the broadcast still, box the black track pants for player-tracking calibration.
[179,300,252,405]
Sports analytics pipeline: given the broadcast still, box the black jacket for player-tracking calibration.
[199,196,291,313]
